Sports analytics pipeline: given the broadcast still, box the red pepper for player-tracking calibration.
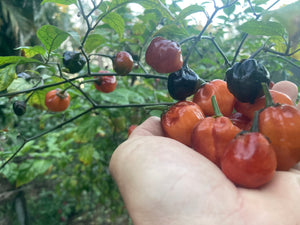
[191,96,241,167]
[221,111,277,188]
[192,79,235,117]
[258,84,300,170]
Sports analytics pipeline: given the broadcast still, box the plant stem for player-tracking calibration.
[211,95,223,117]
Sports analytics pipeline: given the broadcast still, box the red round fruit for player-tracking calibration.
[161,101,205,146]
[113,51,133,76]
[45,89,70,112]
[128,124,137,137]
[94,71,117,93]
[221,132,277,188]
[145,36,183,73]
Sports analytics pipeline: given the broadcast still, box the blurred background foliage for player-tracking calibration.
[0,0,299,224]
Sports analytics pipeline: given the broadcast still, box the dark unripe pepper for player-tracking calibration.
[167,66,203,101]
[13,101,27,116]
[225,58,270,103]
[63,51,86,74]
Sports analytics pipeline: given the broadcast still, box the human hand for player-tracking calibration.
[109,116,300,225]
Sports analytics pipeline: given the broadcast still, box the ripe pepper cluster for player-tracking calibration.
[145,36,300,189]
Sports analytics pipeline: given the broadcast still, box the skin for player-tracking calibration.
[109,116,300,225]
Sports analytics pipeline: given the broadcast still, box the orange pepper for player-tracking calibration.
[192,79,235,117]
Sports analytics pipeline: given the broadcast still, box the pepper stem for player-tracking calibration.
[211,95,223,117]
[250,110,260,133]
[261,82,274,107]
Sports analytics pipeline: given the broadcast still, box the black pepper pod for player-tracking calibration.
[63,51,86,74]
[225,59,270,104]
[13,101,27,116]
[167,66,203,101]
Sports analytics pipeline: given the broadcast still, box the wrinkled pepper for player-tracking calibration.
[226,58,270,103]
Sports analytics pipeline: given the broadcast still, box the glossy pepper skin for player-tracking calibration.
[167,66,202,100]
[63,51,86,74]
[225,58,270,103]
[235,89,294,120]
[161,101,205,147]
[192,116,241,167]
[192,79,235,117]
[259,104,300,170]
[145,36,183,73]
[221,131,277,188]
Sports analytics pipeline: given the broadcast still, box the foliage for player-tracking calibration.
[0,0,299,224]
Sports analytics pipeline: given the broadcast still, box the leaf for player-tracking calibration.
[132,23,146,35]
[84,34,106,53]
[27,89,48,110]
[102,12,125,39]
[37,25,70,53]
[16,160,52,187]
[263,1,300,48]
[99,88,145,104]
[41,0,77,5]
[0,56,42,66]
[176,4,205,22]
[78,144,95,165]
[237,19,285,36]
[0,64,17,91]
[67,31,81,46]
[15,46,46,58]
[7,78,32,93]
[153,24,188,39]
[223,4,235,16]
[74,115,101,143]
[0,162,18,184]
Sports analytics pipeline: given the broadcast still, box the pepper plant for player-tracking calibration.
[0,0,299,224]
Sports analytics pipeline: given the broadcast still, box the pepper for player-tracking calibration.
[221,111,277,188]
[258,83,300,171]
[192,79,235,117]
[234,89,294,120]
[63,51,86,74]
[225,58,270,103]
[167,66,204,101]
[191,95,241,167]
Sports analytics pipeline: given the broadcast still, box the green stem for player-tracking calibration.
[261,82,274,107]
[250,111,260,132]
[211,95,223,117]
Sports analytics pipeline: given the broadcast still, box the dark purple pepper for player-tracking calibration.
[225,59,270,104]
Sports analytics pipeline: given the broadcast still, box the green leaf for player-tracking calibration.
[176,4,205,22]
[74,115,100,143]
[237,19,285,36]
[15,46,46,58]
[7,78,32,93]
[16,159,52,187]
[102,12,125,39]
[154,24,188,39]
[0,64,16,91]
[41,0,76,5]
[37,25,70,53]
[67,31,81,46]
[84,34,106,53]
[99,88,145,105]
[0,56,42,66]
[0,162,18,183]
[78,144,95,165]
[132,23,146,35]
[27,89,48,110]
[223,4,235,16]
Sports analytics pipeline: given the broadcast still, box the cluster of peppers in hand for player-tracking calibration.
[145,37,300,188]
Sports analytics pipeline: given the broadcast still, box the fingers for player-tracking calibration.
[129,116,164,138]
[272,80,298,104]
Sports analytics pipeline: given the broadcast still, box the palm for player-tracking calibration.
[109,117,300,225]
